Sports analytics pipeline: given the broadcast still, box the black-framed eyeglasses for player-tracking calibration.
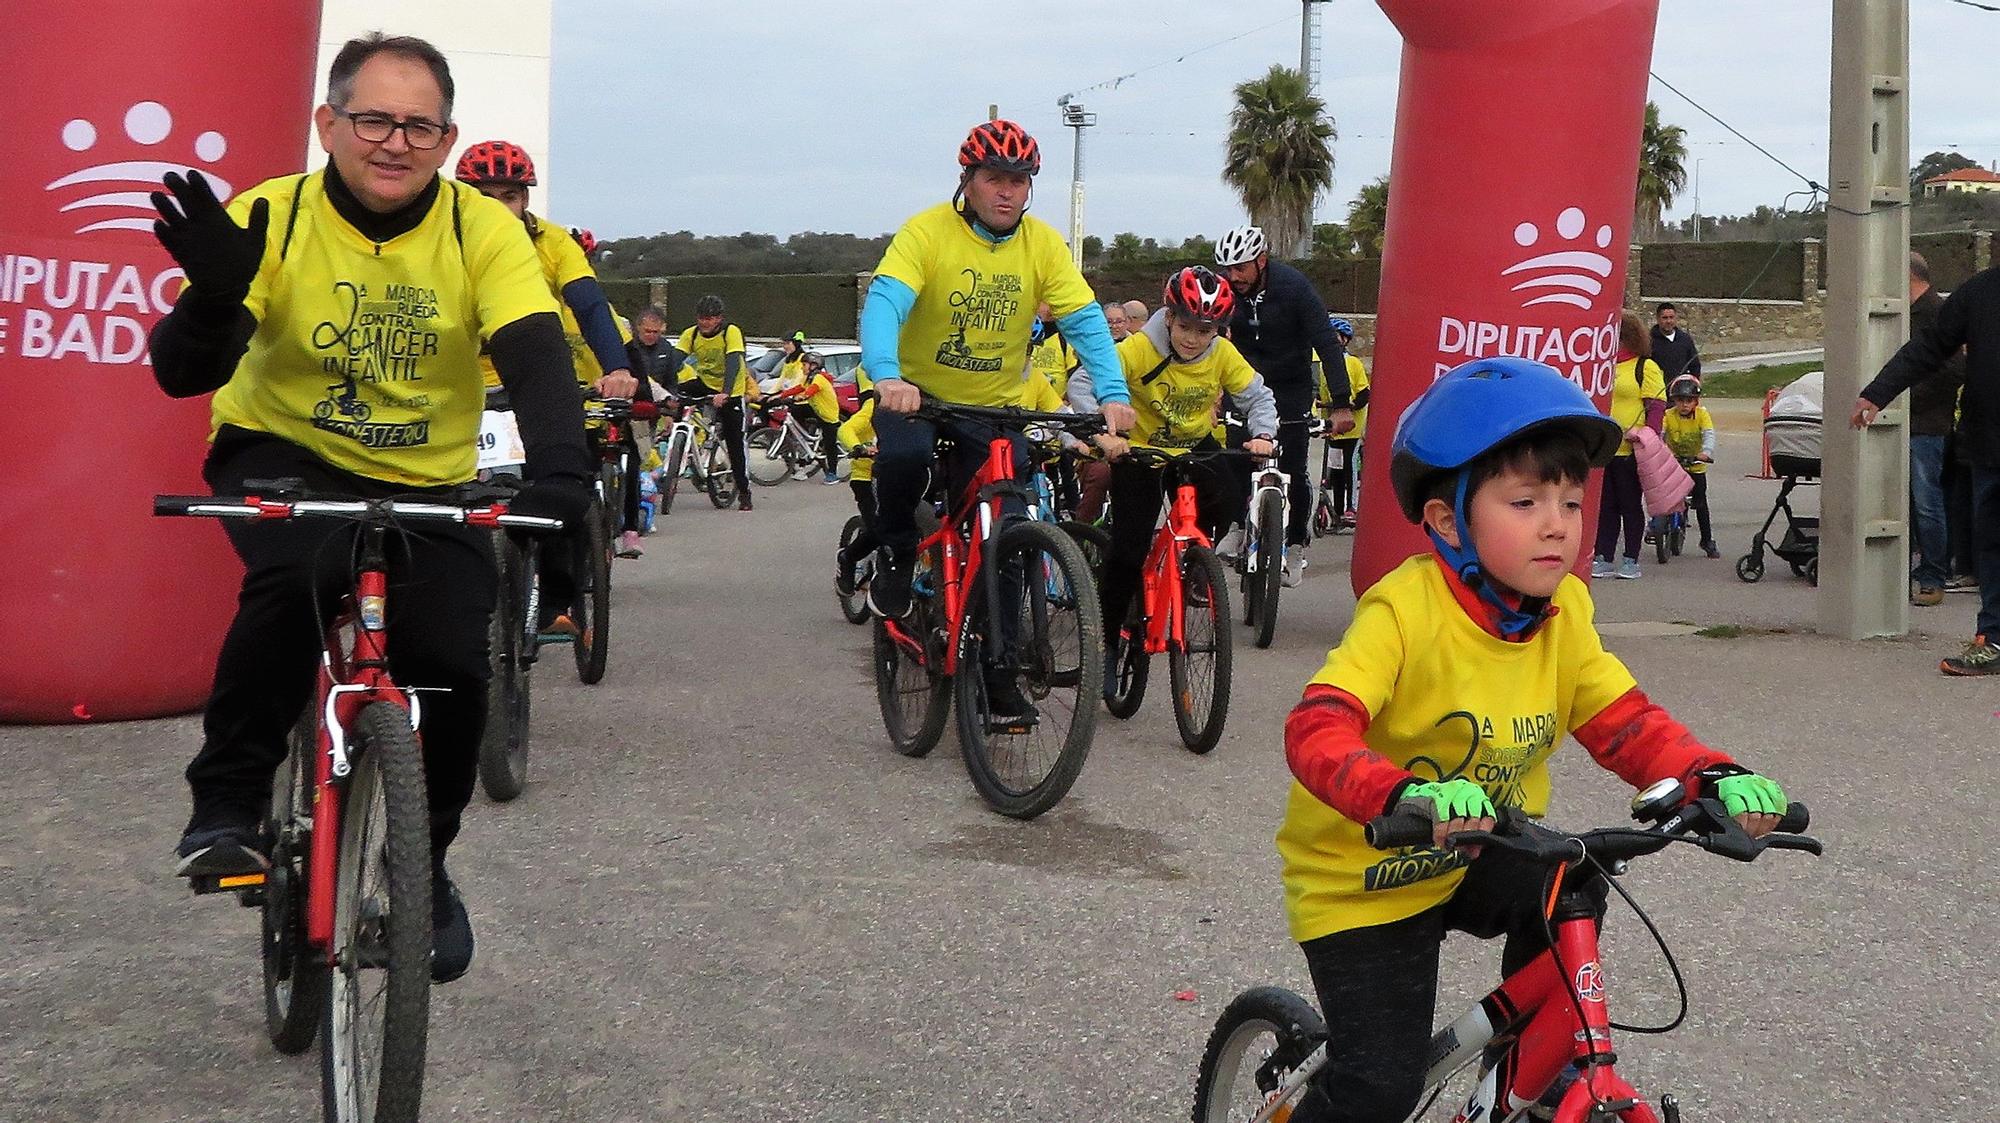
[332,107,447,150]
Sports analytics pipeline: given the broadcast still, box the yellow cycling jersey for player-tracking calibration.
[1322,354,1370,441]
[790,370,841,424]
[1663,405,1714,474]
[1114,331,1261,452]
[838,398,876,483]
[479,212,601,389]
[676,324,749,394]
[873,203,1097,406]
[1029,332,1076,397]
[210,171,557,486]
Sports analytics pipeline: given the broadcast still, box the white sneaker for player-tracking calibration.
[1282,550,1307,588]
[1215,527,1245,558]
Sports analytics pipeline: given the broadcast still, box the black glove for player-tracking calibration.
[150,170,269,305]
[507,475,592,529]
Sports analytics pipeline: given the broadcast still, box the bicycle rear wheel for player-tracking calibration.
[747,428,791,487]
[953,519,1102,819]
[263,705,327,1053]
[1247,490,1283,649]
[572,503,612,684]
[1104,603,1150,720]
[838,515,871,625]
[479,534,531,800]
[1192,987,1327,1123]
[873,545,949,756]
[322,702,431,1123]
[658,431,687,515]
[704,441,737,508]
[1170,545,1232,754]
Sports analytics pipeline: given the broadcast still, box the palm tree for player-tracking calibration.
[1635,101,1689,240]
[1222,64,1336,257]
[1345,176,1390,258]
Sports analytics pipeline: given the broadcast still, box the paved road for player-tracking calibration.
[3,431,1991,1122]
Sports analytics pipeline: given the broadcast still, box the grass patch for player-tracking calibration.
[1699,360,1818,399]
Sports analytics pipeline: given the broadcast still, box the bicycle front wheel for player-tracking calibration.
[479,533,531,800]
[1248,490,1283,649]
[1170,545,1232,754]
[263,704,327,1053]
[873,547,949,757]
[573,503,612,684]
[704,441,737,508]
[659,431,687,515]
[747,428,791,487]
[1192,987,1327,1123]
[953,519,1102,819]
[1104,603,1150,720]
[322,702,431,1123]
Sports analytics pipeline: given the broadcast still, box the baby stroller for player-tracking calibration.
[1737,370,1822,585]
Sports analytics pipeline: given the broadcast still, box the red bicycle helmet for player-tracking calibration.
[1163,266,1235,324]
[456,140,537,186]
[958,120,1041,176]
[569,226,597,255]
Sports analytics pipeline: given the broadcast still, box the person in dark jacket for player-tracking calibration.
[1863,254,1966,605]
[1649,302,1702,382]
[1212,224,1353,586]
[626,305,686,397]
[1853,263,2000,676]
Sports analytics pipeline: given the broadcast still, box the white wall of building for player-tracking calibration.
[308,1,557,213]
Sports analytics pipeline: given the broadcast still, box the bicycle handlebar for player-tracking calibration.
[1364,799,1816,865]
[153,481,566,534]
[1113,445,1268,469]
[904,402,1110,438]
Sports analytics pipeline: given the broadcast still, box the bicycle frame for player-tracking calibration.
[1135,474,1210,656]
[881,433,1018,679]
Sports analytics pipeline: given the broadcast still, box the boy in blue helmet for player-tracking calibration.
[1276,357,1793,1123]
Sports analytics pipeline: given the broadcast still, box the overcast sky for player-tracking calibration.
[551,0,1998,242]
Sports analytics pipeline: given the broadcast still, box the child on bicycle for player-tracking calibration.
[1321,317,1370,528]
[835,376,879,596]
[1661,374,1719,557]
[1276,357,1791,1123]
[772,350,843,483]
[1069,266,1277,685]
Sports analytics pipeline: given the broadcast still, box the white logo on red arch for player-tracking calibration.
[1503,207,1615,311]
[45,101,233,236]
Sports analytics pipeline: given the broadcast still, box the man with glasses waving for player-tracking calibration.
[147,32,591,984]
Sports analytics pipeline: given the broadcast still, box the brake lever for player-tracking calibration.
[1757,833,1824,856]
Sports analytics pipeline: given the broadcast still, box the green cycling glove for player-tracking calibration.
[1699,765,1787,818]
[1398,778,1496,823]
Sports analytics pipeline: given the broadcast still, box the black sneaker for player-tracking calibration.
[984,672,1039,729]
[1102,638,1123,701]
[175,818,269,878]
[738,495,754,512]
[431,865,474,984]
[868,549,914,619]
[834,546,857,598]
[1941,634,2000,677]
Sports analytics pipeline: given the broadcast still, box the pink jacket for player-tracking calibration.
[1629,426,1694,514]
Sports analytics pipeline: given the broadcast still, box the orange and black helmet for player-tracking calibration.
[456,140,537,186]
[958,120,1041,176]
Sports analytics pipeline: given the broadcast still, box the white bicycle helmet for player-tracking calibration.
[1214,225,1268,267]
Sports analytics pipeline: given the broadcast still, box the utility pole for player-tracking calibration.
[1692,158,1703,242]
[1298,0,1331,257]
[1821,0,1909,639]
[1059,96,1097,269]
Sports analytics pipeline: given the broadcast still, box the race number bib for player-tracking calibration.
[477,409,526,470]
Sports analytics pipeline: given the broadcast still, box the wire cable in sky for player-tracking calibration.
[1945,0,1998,12]
[1057,14,1296,105]
[1649,70,1826,193]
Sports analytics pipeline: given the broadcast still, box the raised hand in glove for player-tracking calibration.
[150,170,268,305]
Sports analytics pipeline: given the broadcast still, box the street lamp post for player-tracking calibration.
[1060,98,1097,269]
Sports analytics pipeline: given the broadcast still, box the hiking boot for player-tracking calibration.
[1591,557,1614,580]
[1941,635,2000,676]
[834,546,858,598]
[431,865,474,984]
[1911,585,1944,607]
[616,530,643,558]
[175,816,269,878]
[867,549,914,619]
[1616,558,1641,580]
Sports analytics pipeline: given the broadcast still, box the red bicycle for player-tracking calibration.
[1101,446,1250,754]
[156,481,563,1123]
[1193,784,1819,1123]
[872,402,1109,819]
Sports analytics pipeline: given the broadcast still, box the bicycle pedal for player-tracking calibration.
[536,631,577,645]
[189,871,268,896]
[986,715,1039,735]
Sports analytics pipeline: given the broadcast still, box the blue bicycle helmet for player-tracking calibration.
[1329,316,1355,341]
[1391,357,1622,632]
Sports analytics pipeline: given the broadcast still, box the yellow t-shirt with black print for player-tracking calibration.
[1610,357,1666,456]
[1276,555,1638,942]
[838,399,875,483]
[676,324,749,394]
[872,203,1097,406]
[479,212,601,390]
[1029,332,1077,397]
[1115,330,1260,453]
[210,172,557,486]
[1663,405,1713,474]
[791,370,841,424]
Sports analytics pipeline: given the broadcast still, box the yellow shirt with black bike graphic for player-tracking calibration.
[478,212,603,390]
[873,203,1097,407]
[1276,556,1638,942]
[211,172,557,486]
[676,324,749,394]
[1114,330,1260,452]
[1662,406,1714,475]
